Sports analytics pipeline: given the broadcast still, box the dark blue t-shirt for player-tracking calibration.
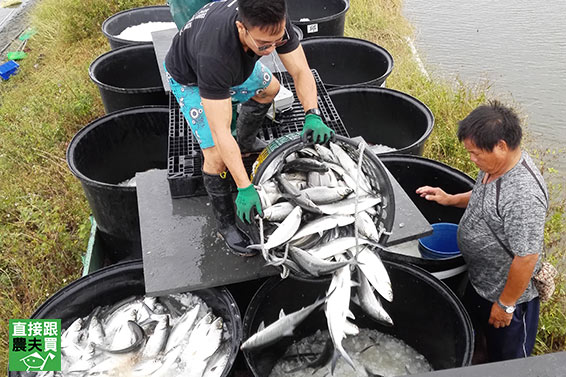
[164,0,299,99]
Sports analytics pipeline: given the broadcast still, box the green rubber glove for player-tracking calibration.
[301,113,335,144]
[235,184,263,223]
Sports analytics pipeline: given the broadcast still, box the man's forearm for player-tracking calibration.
[499,253,539,306]
[279,46,318,111]
[214,133,251,188]
[293,69,317,111]
[202,97,251,188]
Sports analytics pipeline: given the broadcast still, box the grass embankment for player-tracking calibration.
[345,0,566,355]
[0,0,563,372]
[0,0,162,370]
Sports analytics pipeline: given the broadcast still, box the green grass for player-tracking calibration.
[0,0,162,370]
[0,0,564,372]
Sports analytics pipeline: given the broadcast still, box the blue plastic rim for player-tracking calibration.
[419,222,460,257]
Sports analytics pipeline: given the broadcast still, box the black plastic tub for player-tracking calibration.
[328,86,434,155]
[301,37,394,88]
[287,0,349,38]
[89,44,168,114]
[242,261,474,376]
[66,107,169,262]
[380,154,475,296]
[8,260,242,377]
[102,5,174,50]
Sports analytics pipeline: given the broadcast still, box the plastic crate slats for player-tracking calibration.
[167,69,348,198]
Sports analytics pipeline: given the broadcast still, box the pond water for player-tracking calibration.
[403,0,566,179]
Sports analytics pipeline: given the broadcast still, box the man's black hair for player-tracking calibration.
[237,0,286,34]
[457,100,522,151]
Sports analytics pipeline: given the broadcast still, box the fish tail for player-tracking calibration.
[330,346,356,374]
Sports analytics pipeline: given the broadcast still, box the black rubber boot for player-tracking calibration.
[236,99,271,153]
[202,172,258,257]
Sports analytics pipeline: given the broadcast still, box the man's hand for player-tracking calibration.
[235,184,263,223]
[416,186,452,205]
[301,113,334,144]
[489,302,513,328]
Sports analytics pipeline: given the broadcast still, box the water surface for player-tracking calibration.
[403,0,566,177]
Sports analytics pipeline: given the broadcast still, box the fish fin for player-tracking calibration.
[347,310,355,320]
[351,294,360,306]
[283,327,295,337]
[257,321,265,332]
[330,349,340,375]
[279,309,286,319]
[281,192,301,199]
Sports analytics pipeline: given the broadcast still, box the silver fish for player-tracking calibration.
[326,255,356,372]
[288,246,354,277]
[327,161,373,195]
[353,245,393,302]
[251,206,302,251]
[98,320,145,354]
[319,169,339,187]
[141,314,170,359]
[344,319,360,336]
[329,142,373,193]
[290,215,355,241]
[61,317,84,349]
[258,152,286,184]
[182,315,224,377]
[241,297,325,350]
[86,312,105,346]
[262,201,295,222]
[256,185,273,208]
[203,342,231,377]
[319,196,381,215]
[164,304,200,352]
[355,210,381,242]
[282,157,329,173]
[287,179,309,191]
[355,269,394,326]
[277,174,322,214]
[310,236,372,260]
[314,144,340,164]
[281,171,309,181]
[301,186,354,204]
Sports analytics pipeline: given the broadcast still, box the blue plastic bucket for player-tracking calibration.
[419,223,460,258]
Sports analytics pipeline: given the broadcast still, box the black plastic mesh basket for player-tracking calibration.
[167,69,348,198]
[247,134,396,280]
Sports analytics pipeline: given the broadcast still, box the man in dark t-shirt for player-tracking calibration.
[164,0,333,256]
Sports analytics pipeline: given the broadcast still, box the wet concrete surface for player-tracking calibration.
[410,351,566,377]
[136,169,278,296]
[136,168,432,296]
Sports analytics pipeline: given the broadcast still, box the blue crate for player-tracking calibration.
[0,60,19,80]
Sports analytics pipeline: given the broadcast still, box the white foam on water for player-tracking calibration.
[116,21,177,42]
[269,328,432,377]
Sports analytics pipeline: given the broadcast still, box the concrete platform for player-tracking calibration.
[411,352,566,377]
[136,167,432,296]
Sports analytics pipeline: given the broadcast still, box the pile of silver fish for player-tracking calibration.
[269,329,432,377]
[243,141,396,374]
[252,141,390,278]
[35,292,230,377]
